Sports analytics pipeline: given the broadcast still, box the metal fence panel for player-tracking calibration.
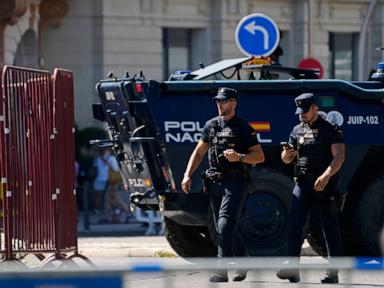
[52,68,77,251]
[0,66,78,262]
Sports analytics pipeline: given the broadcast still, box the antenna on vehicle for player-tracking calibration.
[107,71,115,78]
[199,62,205,69]
[139,70,145,80]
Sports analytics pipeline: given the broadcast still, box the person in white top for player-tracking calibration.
[92,149,118,213]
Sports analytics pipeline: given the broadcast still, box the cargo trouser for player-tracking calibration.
[208,178,249,258]
[287,178,343,257]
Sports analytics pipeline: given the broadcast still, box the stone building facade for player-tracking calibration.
[1,0,383,128]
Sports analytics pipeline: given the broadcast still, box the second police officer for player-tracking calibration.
[181,87,265,283]
[277,93,345,284]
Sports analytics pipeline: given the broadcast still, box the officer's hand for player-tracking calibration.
[181,175,192,193]
[284,147,296,155]
[281,147,296,163]
[223,149,239,162]
[314,174,330,192]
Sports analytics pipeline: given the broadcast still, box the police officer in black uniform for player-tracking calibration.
[181,87,265,283]
[277,93,345,284]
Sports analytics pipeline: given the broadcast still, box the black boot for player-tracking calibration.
[232,270,247,282]
[321,270,339,284]
[209,270,228,282]
[276,269,300,283]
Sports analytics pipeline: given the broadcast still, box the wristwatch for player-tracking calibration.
[239,154,245,162]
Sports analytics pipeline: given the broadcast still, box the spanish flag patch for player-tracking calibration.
[249,122,271,132]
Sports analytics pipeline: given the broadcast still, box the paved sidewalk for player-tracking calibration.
[78,236,176,258]
[76,212,317,258]
[77,210,173,257]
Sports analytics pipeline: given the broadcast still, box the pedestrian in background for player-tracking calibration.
[277,93,345,284]
[181,87,265,283]
[92,149,114,214]
[99,155,131,223]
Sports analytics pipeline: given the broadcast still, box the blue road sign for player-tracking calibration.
[235,13,280,57]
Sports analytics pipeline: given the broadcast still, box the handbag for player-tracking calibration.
[109,169,122,185]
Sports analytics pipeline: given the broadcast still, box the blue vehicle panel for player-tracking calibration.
[93,59,384,257]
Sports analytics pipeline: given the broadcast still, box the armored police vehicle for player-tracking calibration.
[92,57,384,257]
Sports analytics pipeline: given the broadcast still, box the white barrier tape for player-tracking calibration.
[2,178,6,184]
[4,128,9,134]
[52,194,57,200]
[73,189,77,195]
[56,188,60,194]
[0,116,4,121]
[28,181,32,186]
[6,191,12,197]
[124,257,382,271]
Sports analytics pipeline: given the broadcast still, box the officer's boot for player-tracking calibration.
[321,269,339,284]
[232,269,247,282]
[276,269,300,283]
[209,270,228,283]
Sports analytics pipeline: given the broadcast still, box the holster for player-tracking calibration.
[204,169,224,181]
[201,171,210,193]
[327,182,347,213]
[336,192,347,212]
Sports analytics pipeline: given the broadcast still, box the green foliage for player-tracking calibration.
[75,126,107,168]
[76,126,106,148]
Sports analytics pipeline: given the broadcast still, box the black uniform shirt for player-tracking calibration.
[288,116,343,175]
[201,115,259,171]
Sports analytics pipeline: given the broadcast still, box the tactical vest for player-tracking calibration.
[295,120,333,178]
[207,117,250,176]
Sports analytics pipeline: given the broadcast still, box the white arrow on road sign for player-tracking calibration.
[244,21,269,50]
[235,13,280,57]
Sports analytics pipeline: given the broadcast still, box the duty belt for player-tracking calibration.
[204,169,250,181]
[295,173,320,180]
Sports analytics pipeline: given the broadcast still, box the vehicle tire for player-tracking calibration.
[307,212,362,257]
[164,217,216,257]
[307,224,327,256]
[238,168,294,256]
[355,176,384,255]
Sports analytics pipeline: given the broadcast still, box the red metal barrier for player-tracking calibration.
[51,69,77,252]
[0,66,85,266]
[0,72,3,256]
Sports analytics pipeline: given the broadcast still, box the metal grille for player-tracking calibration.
[0,66,77,261]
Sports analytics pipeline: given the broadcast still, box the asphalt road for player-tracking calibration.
[2,236,382,288]
[83,256,384,288]
[76,236,384,288]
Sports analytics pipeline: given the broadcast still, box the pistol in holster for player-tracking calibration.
[328,190,347,213]
[336,192,347,212]
[332,180,347,212]
[201,171,210,194]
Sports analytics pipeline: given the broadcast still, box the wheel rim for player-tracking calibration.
[239,192,287,241]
